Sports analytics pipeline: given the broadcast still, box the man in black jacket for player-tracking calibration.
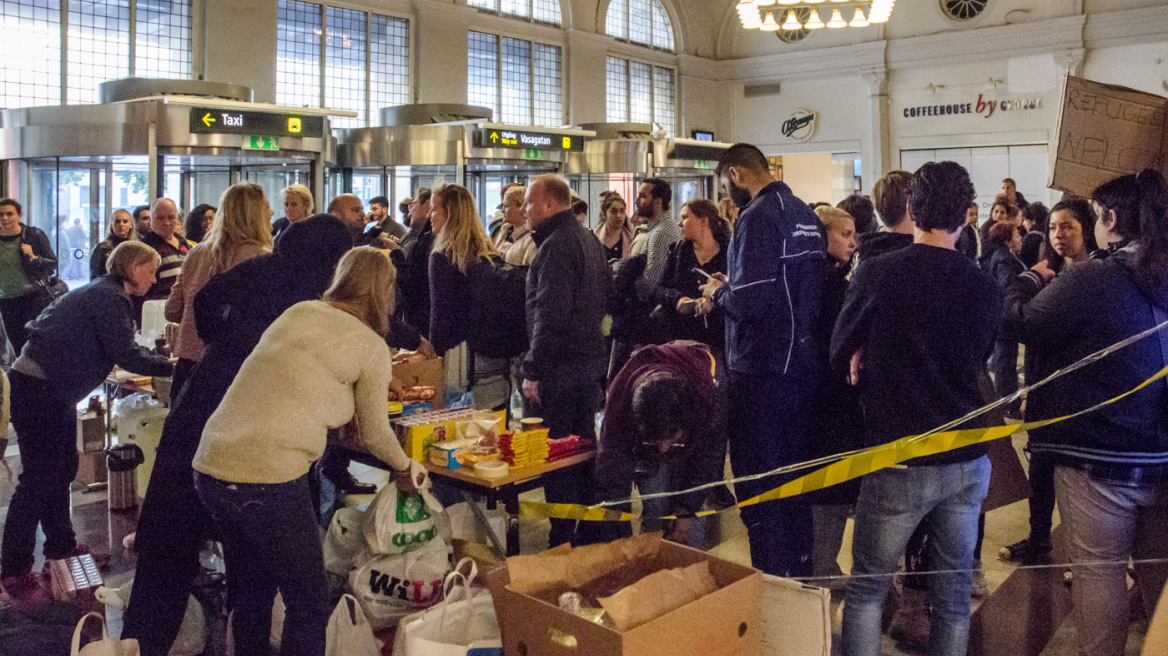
[832,161,1000,656]
[855,170,914,265]
[521,174,608,547]
[388,190,435,333]
[0,198,59,354]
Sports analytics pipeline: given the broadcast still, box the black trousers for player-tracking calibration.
[529,375,602,548]
[1027,450,1056,542]
[0,290,47,355]
[0,372,78,578]
[727,370,816,578]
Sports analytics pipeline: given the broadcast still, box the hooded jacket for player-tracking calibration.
[855,230,913,266]
[594,341,721,515]
[1001,244,1168,468]
[712,181,827,376]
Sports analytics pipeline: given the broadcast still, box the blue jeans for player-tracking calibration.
[194,472,329,656]
[842,457,990,656]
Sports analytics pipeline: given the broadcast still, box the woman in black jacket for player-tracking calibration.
[653,199,728,350]
[0,242,172,594]
[986,221,1025,415]
[90,209,135,280]
[0,198,59,354]
[121,215,352,656]
[1000,170,1168,656]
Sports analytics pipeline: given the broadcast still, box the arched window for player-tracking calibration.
[468,0,562,26]
[605,0,674,52]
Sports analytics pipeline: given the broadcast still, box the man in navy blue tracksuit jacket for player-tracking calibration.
[701,143,827,576]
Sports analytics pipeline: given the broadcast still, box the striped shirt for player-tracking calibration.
[140,231,191,303]
[634,211,681,301]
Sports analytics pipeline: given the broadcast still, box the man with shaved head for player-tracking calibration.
[138,197,192,319]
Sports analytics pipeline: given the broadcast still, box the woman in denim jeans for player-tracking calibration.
[193,248,423,656]
[1001,169,1168,656]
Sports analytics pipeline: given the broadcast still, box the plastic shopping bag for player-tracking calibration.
[393,558,502,656]
[323,507,367,577]
[71,613,140,656]
[325,594,383,656]
[362,462,448,556]
[349,538,451,630]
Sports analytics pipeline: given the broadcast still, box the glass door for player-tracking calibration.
[25,158,116,288]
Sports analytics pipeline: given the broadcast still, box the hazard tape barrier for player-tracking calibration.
[519,320,1168,522]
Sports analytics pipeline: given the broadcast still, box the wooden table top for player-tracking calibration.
[423,450,595,489]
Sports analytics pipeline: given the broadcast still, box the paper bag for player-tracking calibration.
[597,560,718,631]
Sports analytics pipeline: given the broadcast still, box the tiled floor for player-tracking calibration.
[0,431,1153,655]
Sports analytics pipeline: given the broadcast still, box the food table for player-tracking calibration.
[352,449,596,556]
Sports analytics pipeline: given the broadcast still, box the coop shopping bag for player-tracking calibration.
[349,537,451,630]
[325,594,383,656]
[362,461,449,556]
[393,558,502,656]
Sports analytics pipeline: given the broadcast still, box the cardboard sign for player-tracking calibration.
[1050,76,1168,198]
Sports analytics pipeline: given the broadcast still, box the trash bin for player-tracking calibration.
[107,444,145,512]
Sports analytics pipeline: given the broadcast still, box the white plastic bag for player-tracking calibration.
[323,507,367,578]
[325,594,383,656]
[362,462,448,555]
[349,537,451,630]
[393,558,502,656]
[71,613,140,656]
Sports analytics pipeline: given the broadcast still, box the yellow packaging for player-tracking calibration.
[396,408,506,462]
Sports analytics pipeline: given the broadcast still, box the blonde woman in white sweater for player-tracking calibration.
[193,247,421,656]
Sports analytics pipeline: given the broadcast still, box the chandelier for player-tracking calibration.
[737,0,896,31]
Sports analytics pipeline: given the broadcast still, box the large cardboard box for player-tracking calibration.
[486,540,762,656]
[76,410,105,453]
[1050,75,1168,198]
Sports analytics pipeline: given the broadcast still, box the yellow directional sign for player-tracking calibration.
[490,131,499,143]
[202,112,216,127]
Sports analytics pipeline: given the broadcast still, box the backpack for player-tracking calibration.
[468,255,529,359]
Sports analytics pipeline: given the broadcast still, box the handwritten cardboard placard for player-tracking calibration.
[1049,76,1168,198]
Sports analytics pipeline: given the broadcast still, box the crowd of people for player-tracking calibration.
[0,142,1165,656]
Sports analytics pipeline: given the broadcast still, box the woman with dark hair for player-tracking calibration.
[122,215,352,656]
[653,198,729,349]
[837,194,877,235]
[0,242,172,595]
[998,197,1098,564]
[1000,170,1168,656]
[986,222,1025,416]
[184,204,216,244]
[90,209,135,280]
[979,196,1020,270]
[1019,202,1050,268]
[594,193,633,262]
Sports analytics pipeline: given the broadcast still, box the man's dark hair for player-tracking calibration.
[415,188,432,205]
[837,194,877,234]
[0,198,21,215]
[1021,202,1049,232]
[640,177,672,212]
[872,170,913,229]
[370,196,388,208]
[632,372,697,446]
[132,204,150,219]
[715,143,769,178]
[571,198,588,216]
[909,161,976,233]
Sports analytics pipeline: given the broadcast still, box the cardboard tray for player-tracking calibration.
[485,540,762,656]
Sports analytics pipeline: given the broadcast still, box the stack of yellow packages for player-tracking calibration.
[497,428,550,467]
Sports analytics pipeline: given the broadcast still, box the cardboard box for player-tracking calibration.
[1050,75,1168,198]
[393,356,444,410]
[75,450,107,485]
[47,554,103,612]
[760,575,831,656]
[76,410,105,453]
[486,540,762,656]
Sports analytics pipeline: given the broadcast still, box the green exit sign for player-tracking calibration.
[694,160,710,169]
[242,134,280,151]
[523,149,544,160]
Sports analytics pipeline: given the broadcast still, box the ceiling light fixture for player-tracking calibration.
[738,0,893,31]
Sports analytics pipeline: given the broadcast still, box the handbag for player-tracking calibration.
[33,274,69,306]
[392,558,503,656]
[70,612,140,656]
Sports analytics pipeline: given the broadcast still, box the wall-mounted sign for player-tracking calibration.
[903,94,1044,120]
[692,130,715,142]
[189,108,325,138]
[781,109,817,142]
[476,128,584,151]
[242,135,280,151]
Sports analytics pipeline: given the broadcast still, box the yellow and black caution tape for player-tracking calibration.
[520,320,1168,523]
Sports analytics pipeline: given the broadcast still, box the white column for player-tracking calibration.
[861,68,890,194]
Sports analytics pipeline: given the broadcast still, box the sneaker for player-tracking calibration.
[1,572,43,598]
[998,537,1052,562]
[335,474,377,496]
[971,566,988,598]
